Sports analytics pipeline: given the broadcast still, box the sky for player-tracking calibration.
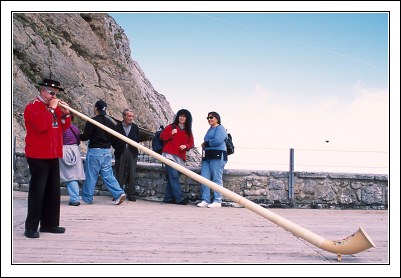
[109,12,392,174]
[2,2,400,277]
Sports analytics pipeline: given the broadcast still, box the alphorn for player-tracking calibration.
[60,103,375,261]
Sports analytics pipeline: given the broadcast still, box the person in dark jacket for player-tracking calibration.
[80,100,126,205]
[113,108,143,201]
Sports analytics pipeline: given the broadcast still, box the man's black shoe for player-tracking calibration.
[39,226,66,233]
[163,199,176,204]
[69,202,80,206]
[127,195,136,201]
[177,198,189,205]
[24,230,39,238]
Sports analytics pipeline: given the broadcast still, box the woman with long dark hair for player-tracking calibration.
[160,109,195,205]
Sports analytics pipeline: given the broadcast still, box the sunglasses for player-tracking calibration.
[45,89,56,96]
[206,116,214,120]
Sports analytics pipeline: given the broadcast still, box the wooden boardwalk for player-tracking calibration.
[8,190,392,276]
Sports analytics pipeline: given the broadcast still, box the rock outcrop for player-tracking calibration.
[13,13,200,164]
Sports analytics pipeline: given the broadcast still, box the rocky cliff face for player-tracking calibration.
[13,13,200,163]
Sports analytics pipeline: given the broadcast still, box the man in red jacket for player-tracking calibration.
[23,78,71,238]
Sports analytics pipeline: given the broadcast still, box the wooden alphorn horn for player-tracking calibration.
[60,103,375,261]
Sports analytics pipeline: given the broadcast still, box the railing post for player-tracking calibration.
[289,148,294,201]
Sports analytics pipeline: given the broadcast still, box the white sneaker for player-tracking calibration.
[207,202,221,208]
[114,193,126,205]
[197,201,209,207]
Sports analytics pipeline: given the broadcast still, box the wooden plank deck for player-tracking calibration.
[7,190,392,276]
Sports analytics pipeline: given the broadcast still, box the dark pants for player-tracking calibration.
[115,148,138,197]
[25,157,61,231]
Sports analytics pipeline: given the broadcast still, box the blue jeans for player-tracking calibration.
[200,157,227,203]
[66,180,80,203]
[164,164,185,203]
[82,148,125,204]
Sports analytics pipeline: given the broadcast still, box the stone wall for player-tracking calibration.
[13,153,388,209]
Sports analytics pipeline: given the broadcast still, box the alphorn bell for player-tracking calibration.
[60,103,375,261]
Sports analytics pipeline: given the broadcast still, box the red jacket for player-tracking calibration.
[160,124,194,161]
[24,97,71,159]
